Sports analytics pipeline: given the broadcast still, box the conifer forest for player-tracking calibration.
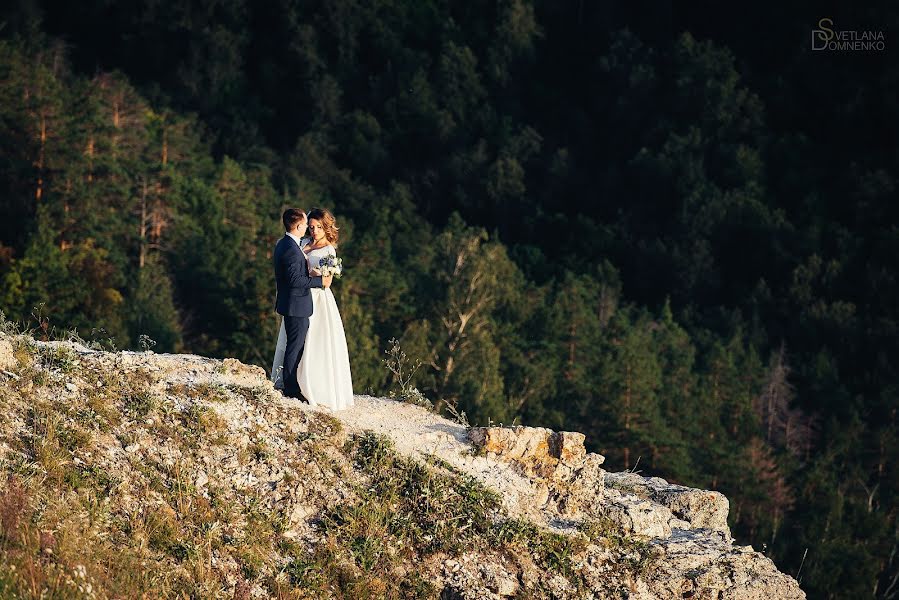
[0,2,896,597]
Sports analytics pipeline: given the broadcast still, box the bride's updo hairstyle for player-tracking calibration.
[307,207,339,248]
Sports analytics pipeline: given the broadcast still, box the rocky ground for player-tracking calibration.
[0,332,804,599]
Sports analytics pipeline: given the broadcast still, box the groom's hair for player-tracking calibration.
[282,208,306,231]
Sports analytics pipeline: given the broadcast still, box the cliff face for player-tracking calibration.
[0,333,804,599]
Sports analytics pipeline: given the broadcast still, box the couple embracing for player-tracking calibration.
[270,208,354,411]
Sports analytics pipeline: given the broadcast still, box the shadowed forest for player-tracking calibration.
[0,2,896,597]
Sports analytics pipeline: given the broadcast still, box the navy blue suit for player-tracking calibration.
[274,234,323,398]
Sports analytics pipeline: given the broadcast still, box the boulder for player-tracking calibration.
[468,426,609,517]
[467,426,603,480]
[605,472,730,535]
[0,334,18,371]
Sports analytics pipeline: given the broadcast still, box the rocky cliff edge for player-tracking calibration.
[0,333,804,599]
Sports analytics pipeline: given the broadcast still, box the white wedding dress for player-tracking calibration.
[270,243,354,411]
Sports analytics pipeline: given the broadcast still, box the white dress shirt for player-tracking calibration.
[286,231,305,247]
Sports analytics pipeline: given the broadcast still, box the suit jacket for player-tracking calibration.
[274,235,323,317]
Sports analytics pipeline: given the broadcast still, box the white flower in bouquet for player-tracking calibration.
[318,255,343,278]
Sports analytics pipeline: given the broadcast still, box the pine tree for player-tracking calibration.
[595,309,665,470]
[128,253,182,352]
[651,298,699,479]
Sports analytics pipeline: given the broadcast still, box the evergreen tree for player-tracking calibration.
[128,252,182,352]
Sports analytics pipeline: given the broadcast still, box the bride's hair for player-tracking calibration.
[306,207,339,247]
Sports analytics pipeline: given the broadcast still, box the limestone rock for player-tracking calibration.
[468,426,598,474]
[605,471,730,535]
[468,426,610,519]
[558,453,607,515]
[643,529,805,600]
[222,357,267,379]
[480,562,519,597]
[467,426,604,481]
[0,335,17,371]
[602,488,686,538]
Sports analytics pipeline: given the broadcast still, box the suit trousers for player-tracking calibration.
[282,314,310,398]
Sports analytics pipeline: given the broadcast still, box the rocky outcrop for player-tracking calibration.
[605,471,730,534]
[466,426,729,540]
[466,427,593,475]
[466,426,607,516]
[459,425,802,599]
[644,529,800,600]
[0,332,805,600]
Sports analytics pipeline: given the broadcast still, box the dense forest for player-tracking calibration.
[1,1,897,598]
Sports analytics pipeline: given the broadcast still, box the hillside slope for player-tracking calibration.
[0,333,803,599]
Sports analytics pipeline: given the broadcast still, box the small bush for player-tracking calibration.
[123,390,155,417]
[0,311,20,336]
[36,344,79,374]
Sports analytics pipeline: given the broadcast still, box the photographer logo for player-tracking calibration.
[812,18,885,51]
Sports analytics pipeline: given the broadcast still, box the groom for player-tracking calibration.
[274,208,332,399]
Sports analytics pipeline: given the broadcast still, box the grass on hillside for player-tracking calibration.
[0,326,657,599]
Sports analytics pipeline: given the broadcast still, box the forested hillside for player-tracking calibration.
[0,2,896,598]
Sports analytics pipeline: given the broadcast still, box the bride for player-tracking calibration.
[271,208,354,411]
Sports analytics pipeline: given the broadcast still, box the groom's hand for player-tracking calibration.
[322,274,333,288]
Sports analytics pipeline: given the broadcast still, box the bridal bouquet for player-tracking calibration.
[318,255,343,278]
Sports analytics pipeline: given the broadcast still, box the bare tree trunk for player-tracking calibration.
[60,177,72,250]
[139,178,148,268]
[784,412,793,452]
[86,137,95,182]
[566,322,576,381]
[623,363,632,468]
[597,284,616,327]
[35,113,46,201]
